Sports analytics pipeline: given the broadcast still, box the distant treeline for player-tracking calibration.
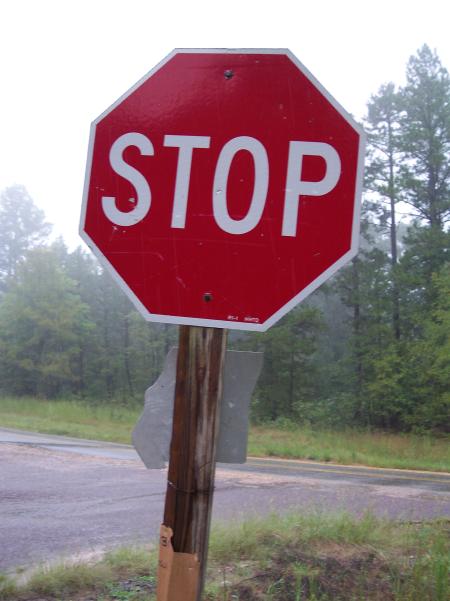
[0,45,448,433]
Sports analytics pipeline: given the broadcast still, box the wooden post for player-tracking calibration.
[158,325,227,601]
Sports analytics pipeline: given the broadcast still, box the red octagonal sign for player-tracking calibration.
[81,49,365,331]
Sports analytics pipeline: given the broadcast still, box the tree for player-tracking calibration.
[365,83,403,339]
[61,243,104,397]
[397,225,450,329]
[398,45,450,229]
[0,185,51,291]
[396,46,450,329]
[234,306,323,422]
[65,255,177,402]
[335,242,395,427]
[340,45,450,430]
[401,265,450,432]
[0,247,90,397]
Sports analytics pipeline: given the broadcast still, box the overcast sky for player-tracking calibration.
[1,0,449,249]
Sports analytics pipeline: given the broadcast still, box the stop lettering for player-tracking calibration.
[81,50,365,331]
[102,133,341,237]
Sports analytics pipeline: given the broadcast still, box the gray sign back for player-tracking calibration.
[132,348,263,468]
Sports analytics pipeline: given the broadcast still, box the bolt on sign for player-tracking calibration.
[80,49,365,332]
[80,49,365,601]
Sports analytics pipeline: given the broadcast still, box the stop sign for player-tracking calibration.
[80,49,365,331]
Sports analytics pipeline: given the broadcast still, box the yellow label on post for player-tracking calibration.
[157,525,200,601]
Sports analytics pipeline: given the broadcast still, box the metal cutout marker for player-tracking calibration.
[132,347,263,469]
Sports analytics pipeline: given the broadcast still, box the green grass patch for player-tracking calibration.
[0,546,156,601]
[248,424,450,472]
[0,396,139,444]
[0,396,449,471]
[1,513,448,600]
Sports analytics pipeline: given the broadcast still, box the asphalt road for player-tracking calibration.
[1,427,449,572]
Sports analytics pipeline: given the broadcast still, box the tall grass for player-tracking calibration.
[248,423,450,471]
[0,546,156,601]
[0,396,449,471]
[209,512,450,601]
[0,396,139,444]
[1,513,448,600]
[209,510,389,562]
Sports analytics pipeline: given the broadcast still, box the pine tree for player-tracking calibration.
[398,45,450,229]
[397,46,450,328]
[401,265,450,432]
[365,83,403,339]
[0,185,51,291]
[235,306,323,423]
[335,241,394,427]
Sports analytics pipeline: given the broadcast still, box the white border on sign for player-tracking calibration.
[79,48,366,333]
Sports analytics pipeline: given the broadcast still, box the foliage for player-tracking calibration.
[397,45,450,228]
[400,265,450,432]
[0,185,51,292]
[0,246,90,397]
[0,240,176,401]
[328,44,450,432]
[233,306,323,422]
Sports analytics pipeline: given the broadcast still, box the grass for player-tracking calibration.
[247,424,450,472]
[0,546,156,601]
[0,396,449,471]
[0,396,140,444]
[1,512,448,600]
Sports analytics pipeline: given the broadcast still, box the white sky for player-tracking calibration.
[1,0,449,249]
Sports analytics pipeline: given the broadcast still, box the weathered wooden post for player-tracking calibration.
[157,326,226,601]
